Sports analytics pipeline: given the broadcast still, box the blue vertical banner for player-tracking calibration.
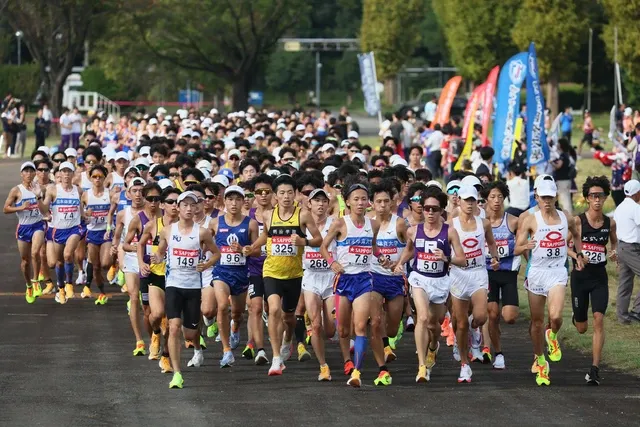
[526,42,549,166]
[358,52,381,117]
[493,52,528,164]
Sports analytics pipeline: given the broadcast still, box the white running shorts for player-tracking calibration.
[302,270,334,300]
[525,266,568,297]
[449,267,488,301]
[408,271,450,305]
[122,252,140,274]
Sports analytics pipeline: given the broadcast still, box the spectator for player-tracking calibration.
[407,145,423,171]
[552,138,574,214]
[1,103,16,156]
[70,106,83,149]
[15,103,27,157]
[473,146,494,177]
[613,180,640,324]
[42,103,53,137]
[59,107,72,150]
[424,95,437,122]
[560,106,573,143]
[425,123,443,178]
[505,164,529,216]
[35,109,48,149]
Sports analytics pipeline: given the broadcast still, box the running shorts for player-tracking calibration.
[248,275,264,299]
[408,271,449,305]
[213,271,249,296]
[264,276,302,312]
[51,225,81,245]
[302,270,334,300]
[16,221,45,243]
[371,272,405,301]
[334,272,372,303]
[525,266,567,297]
[488,270,519,306]
[450,267,488,301]
[165,287,201,329]
[122,252,139,274]
[86,230,109,246]
[571,268,608,323]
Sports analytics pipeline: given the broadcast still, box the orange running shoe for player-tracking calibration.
[343,360,355,376]
[441,317,450,337]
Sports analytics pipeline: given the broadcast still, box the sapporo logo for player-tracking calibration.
[546,231,562,241]
[462,238,478,249]
[509,60,526,85]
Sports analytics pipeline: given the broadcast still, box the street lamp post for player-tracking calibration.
[15,31,23,66]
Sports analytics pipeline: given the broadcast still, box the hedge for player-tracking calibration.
[0,64,41,105]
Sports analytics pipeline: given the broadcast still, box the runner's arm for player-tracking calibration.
[152,227,168,264]
[320,218,343,263]
[3,187,22,214]
[245,210,270,254]
[483,218,499,261]
[112,210,125,247]
[122,215,140,252]
[200,227,221,267]
[447,227,466,267]
[394,226,415,268]
[609,219,618,259]
[515,215,535,255]
[300,209,322,247]
[137,222,153,269]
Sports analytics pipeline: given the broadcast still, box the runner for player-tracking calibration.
[242,174,322,376]
[105,152,128,192]
[301,188,336,381]
[395,186,466,382]
[3,161,46,302]
[569,176,617,385]
[34,158,55,295]
[138,187,180,373]
[81,164,112,304]
[319,177,381,387]
[41,161,84,304]
[151,191,220,389]
[448,184,500,383]
[211,185,259,367]
[516,180,584,386]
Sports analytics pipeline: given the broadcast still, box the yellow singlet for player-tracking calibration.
[263,204,304,279]
[149,217,166,276]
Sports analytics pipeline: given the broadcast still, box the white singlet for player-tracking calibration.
[80,171,92,191]
[335,216,373,275]
[85,188,110,231]
[199,216,214,287]
[51,184,81,230]
[15,184,43,225]
[302,217,335,300]
[110,171,125,192]
[371,214,405,276]
[122,207,140,274]
[449,215,489,300]
[166,222,202,289]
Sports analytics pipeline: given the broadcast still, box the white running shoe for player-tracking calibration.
[457,364,472,383]
[493,354,506,370]
[280,340,292,362]
[254,349,269,365]
[75,271,86,285]
[219,350,235,368]
[405,315,415,331]
[203,316,214,327]
[230,331,240,350]
[470,346,483,363]
[471,326,482,348]
[268,356,285,376]
[452,342,461,362]
[215,333,221,343]
[187,349,204,367]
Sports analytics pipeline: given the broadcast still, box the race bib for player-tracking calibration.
[259,224,266,256]
[495,239,511,258]
[375,246,399,265]
[348,245,372,266]
[582,242,605,264]
[305,251,330,271]
[540,234,566,259]
[221,246,246,266]
[59,206,78,220]
[92,210,108,224]
[463,248,483,269]
[172,248,198,268]
[416,251,444,274]
[271,236,298,256]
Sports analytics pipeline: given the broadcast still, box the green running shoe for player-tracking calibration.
[169,372,184,389]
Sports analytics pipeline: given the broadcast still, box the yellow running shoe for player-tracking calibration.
[374,370,392,386]
[133,340,146,356]
[42,281,55,295]
[65,283,75,299]
[25,286,36,304]
[33,282,42,298]
[107,265,117,282]
[536,360,551,386]
[121,283,128,294]
[185,340,194,349]
[169,372,183,389]
[81,286,92,299]
[531,355,540,374]
[384,346,397,363]
[117,270,125,287]
[297,343,311,362]
[426,342,439,369]
[94,293,108,305]
[416,365,428,383]
[318,364,332,381]
[55,288,67,304]
[149,333,161,360]
[38,273,45,282]
[545,329,562,362]
[347,368,361,388]
[159,356,173,373]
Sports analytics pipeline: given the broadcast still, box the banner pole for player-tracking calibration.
[370,51,383,129]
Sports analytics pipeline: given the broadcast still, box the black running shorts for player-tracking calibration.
[248,275,265,299]
[571,268,608,323]
[264,276,302,313]
[165,287,201,329]
[140,273,166,306]
[487,270,519,306]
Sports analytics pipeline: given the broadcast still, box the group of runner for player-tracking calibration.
[4,108,617,389]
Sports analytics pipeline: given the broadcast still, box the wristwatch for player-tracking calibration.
[445,255,452,263]
[576,252,584,259]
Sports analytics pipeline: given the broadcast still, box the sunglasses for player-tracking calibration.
[245,192,255,199]
[91,174,105,179]
[53,158,65,163]
[86,160,97,165]
[301,190,313,197]
[374,163,386,167]
[136,165,149,171]
[184,180,199,185]
[349,149,360,153]
[153,175,166,181]
[169,172,179,178]
[163,199,177,205]
[333,184,343,190]
[423,205,441,213]
[37,168,50,172]
[204,194,216,200]
[239,150,248,154]
[410,196,421,203]
[145,196,162,203]
[447,188,459,195]
[229,156,240,161]
[282,157,295,162]
[588,192,606,199]
[255,189,271,196]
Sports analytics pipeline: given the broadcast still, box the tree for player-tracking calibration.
[512,0,585,118]
[4,0,116,116]
[131,0,310,111]
[265,51,315,104]
[432,0,519,83]
[360,0,426,105]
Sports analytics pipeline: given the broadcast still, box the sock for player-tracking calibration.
[379,364,388,373]
[85,262,93,287]
[537,354,546,366]
[153,329,161,335]
[353,335,367,370]
[223,346,231,353]
[64,262,74,284]
[549,330,557,340]
[496,351,503,356]
[295,315,306,344]
[383,337,390,348]
[257,348,264,353]
[55,265,65,289]
[162,351,169,357]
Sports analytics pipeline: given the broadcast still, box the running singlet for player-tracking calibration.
[116,190,131,214]
[85,189,110,231]
[166,222,201,289]
[412,223,450,278]
[148,218,166,276]
[111,172,125,193]
[247,208,266,276]
[80,172,92,191]
[530,210,568,270]
[263,205,304,279]
[15,184,43,225]
[576,213,609,268]
[486,213,520,271]
[335,216,373,275]
[452,216,485,270]
[51,185,81,229]
[303,217,334,272]
[215,216,251,268]
[371,214,405,276]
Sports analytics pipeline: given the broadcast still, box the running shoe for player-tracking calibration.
[55,288,67,304]
[243,343,255,360]
[121,283,128,294]
[42,281,55,295]
[426,342,439,369]
[349,338,355,354]
[374,370,392,386]
[318,364,332,381]
[531,355,540,373]
[33,282,42,297]
[230,331,241,350]
[107,265,117,282]
[81,286,92,299]
[149,333,161,360]
[254,349,269,365]
[215,333,221,343]
[416,365,428,383]
[169,372,183,389]
[493,354,506,370]
[441,316,450,337]
[545,329,562,362]
[185,340,194,349]
[470,325,482,347]
[470,346,483,363]
[482,346,492,364]
[117,270,125,287]
[220,350,235,368]
[390,320,404,350]
[133,340,146,356]
[38,273,44,282]
[280,340,293,362]
[384,346,397,363]
[347,369,361,387]
[343,360,355,376]
[25,286,35,304]
[535,360,550,386]
[93,293,108,305]
[159,356,173,373]
[452,342,461,362]
[75,270,86,285]
[199,335,207,350]
[126,299,131,315]
[446,323,455,347]
[297,343,311,362]
[65,283,75,299]
[457,364,472,383]
[188,349,204,367]
[206,322,218,338]
[405,315,415,332]
[268,357,284,376]
[585,365,600,385]
[305,330,312,345]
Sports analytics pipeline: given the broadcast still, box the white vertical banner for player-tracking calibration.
[358,51,381,121]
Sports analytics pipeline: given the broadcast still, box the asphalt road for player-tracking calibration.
[1,160,639,427]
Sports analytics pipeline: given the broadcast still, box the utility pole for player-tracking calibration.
[587,28,592,111]
[614,26,618,106]
[315,52,321,108]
